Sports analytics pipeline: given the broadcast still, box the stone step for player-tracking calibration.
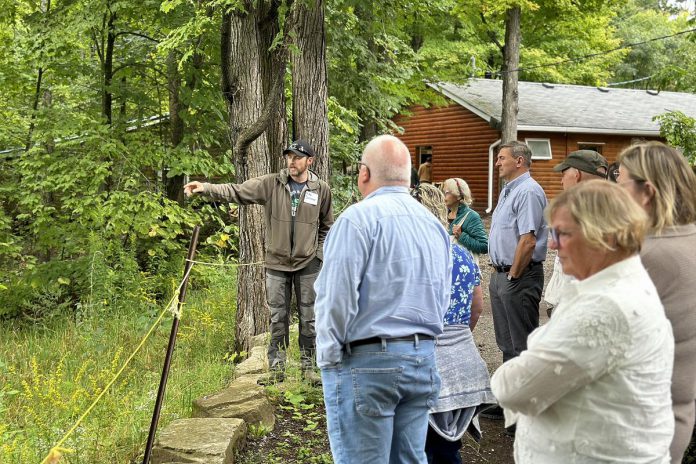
[151,417,245,464]
[234,346,267,376]
[193,381,275,430]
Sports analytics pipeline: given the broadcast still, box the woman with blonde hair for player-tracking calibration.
[441,178,488,255]
[491,180,674,463]
[412,183,495,463]
[618,141,696,463]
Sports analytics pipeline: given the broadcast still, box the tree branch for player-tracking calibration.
[480,12,504,53]
[233,55,285,157]
[114,31,160,43]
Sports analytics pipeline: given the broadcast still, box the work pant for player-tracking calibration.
[265,257,321,369]
[489,264,544,362]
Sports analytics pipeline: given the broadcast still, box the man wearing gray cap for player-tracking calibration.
[184,139,333,383]
[544,149,609,317]
[554,149,609,190]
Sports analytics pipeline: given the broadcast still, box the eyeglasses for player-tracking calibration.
[549,227,572,245]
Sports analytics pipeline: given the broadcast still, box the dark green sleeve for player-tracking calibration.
[457,211,488,254]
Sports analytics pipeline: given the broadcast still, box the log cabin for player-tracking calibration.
[394,79,696,212]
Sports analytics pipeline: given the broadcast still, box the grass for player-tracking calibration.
[0,265,239,463]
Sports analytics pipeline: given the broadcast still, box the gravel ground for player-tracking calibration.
[461,235,556,463]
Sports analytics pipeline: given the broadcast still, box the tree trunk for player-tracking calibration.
[500,6,521,144]
[25,0,51,151]
[166,50,185,205]
[102,6,116,125]
[290,0,330,181]
[259,0,288,173]
[221,5,275,352]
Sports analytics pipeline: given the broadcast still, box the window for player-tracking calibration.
[525,138,552,160]
[577,143,604,155]
[416,146,433,164]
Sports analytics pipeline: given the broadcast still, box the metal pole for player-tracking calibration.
[142,225,200,464]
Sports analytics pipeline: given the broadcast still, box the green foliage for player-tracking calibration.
[655,111,696,163]
[0,266,238,463]
[611,4,694,90]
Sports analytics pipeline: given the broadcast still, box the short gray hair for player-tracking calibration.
[363,135,411,185]
[442,178,473,206]
[500,141,532,167]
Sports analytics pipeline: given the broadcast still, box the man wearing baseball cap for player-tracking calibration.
[544,149,609,318]
[553,149,609,190]
[184,139,333,384]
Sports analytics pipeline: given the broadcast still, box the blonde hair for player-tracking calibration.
[441,178,473,206]
[414,183,448,226]
[546,180,647,254]
[618,141,696,233]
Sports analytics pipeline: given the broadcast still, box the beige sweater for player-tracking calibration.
[641,223,696,464]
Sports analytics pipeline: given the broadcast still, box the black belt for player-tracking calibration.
[492,261,543,273]
[344,334,434,351]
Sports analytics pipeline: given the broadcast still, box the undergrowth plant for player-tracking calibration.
[0,264,238,463]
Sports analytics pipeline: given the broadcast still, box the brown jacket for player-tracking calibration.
[202,169,333,272]
[641,224,696,464]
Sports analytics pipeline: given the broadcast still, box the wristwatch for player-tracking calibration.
[507,273,514,281]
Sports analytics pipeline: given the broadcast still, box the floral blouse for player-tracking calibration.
[444,243,481,326]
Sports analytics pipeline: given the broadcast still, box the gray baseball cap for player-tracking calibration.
[553,150,609,176]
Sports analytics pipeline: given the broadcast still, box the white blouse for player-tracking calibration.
[491,255,675,463]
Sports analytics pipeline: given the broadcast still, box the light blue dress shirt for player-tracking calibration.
[314,186,452,368]
[489,172,548,266]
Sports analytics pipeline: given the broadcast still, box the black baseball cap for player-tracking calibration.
[283,139,315,158]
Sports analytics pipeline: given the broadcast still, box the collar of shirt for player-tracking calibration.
[502,171,531,193]
[567,254,642,298]
[364,185,410,200]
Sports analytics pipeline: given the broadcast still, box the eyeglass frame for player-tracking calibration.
[549,227,573,246]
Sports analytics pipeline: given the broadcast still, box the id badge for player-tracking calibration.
[304,191,319,205]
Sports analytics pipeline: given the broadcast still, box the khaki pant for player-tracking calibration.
[265,257,321,369]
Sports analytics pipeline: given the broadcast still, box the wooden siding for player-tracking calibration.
[394,102,662,210]
[394,104,500,211]
[519,132,661,200]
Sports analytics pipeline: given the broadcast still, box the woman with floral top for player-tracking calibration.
[414,183,495,464]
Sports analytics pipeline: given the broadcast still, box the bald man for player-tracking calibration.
[314,135,452,463]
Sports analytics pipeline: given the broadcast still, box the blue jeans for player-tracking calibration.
[321,338,441,464]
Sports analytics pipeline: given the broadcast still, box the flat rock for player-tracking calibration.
[193,383,275,430]
[234,373,266,386]
[151,417,245,464]
[235,346,267,376]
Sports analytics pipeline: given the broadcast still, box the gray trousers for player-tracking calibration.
[489,264,544,363]
[265,257,321,369]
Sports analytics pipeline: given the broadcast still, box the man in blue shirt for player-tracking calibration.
[485,141,548,427]
[314,135,452,463]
